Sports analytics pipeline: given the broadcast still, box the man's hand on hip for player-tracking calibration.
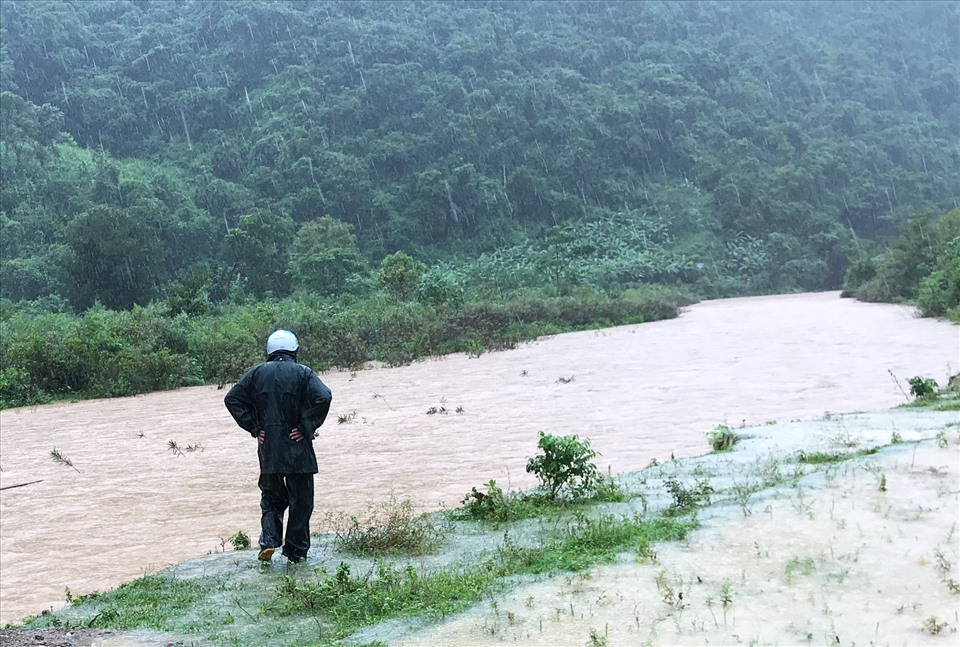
[258,430,265,444]
[289,428,304,442]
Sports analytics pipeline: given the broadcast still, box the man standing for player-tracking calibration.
[224,329,332,563]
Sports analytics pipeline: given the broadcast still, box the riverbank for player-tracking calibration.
[4,404,958,646]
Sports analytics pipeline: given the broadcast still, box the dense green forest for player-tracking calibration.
[1,1,958,407]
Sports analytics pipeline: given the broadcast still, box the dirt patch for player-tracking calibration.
[0,628,208,647]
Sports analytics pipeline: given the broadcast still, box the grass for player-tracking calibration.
[22,575,219,632]
[795,447,880,465]
[457,474,626,524]
[13,510,694,644]
[274,514,696,641]
[325,495,446,556]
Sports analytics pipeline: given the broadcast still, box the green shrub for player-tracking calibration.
[460,480,511,522]
[228,531,251,550]
[377,251,427,300]
[526,432,601,499]
[706,423,740,452]
[663,476,713,515]
[908,376,938,399]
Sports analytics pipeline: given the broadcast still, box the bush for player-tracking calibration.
[377,251,426,300]
[526,432,601,499]
[706,423,740,452]
[916,237,960,317]
[328,495,446,556]
[908,376,938,399]
[460,480,511,522]
[417,265,464,306]
[228,531,251,551]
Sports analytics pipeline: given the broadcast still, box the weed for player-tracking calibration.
[890,430,903,444]
[878,473,887,492]
[654,570,681,608]
[588,627,609,647]
[719,579,733,623]
[663,476,713,515]
[337,411,357,424]
[520,370,529,377]
[328,495,446,556]
[637,543,658,564]
[731,484,754,516]
[934,548,960,594]
[785,557,816,581]
[755,457,783,486]
[228,531,250,551]
[426,406,448,415]
[922,615,948,634]
[936,430,948,448]
[455,405,464,414]
[167,440,184,457]
[555,375,575,384]
[706,423,740,452]
[49,448,80,473]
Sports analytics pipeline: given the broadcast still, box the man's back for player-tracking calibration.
[224,353,332,474]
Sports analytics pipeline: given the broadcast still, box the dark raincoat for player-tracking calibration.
[224,352,332,474]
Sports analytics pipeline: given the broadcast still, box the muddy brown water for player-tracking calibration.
[0,292,957,625]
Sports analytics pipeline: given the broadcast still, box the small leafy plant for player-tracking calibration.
[461,480,511,521]
[526,432,600,499]
[663,476,713,515]
[229,530,251,550]
[706,423,740,452]
[908,376,938,399]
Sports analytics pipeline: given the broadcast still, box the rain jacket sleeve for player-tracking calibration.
[299,371,333,439]
[224,367,260,438]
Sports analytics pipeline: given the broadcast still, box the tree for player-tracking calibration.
[287,216,369,296]
[222,210,295,299]
[377,251,426,300]
[62,205,162,310]
[535,227,595,296]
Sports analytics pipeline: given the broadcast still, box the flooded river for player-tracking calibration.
[0,292,957,624]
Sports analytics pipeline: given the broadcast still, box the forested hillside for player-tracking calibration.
[1,1,958,407]
[2,0,958,307]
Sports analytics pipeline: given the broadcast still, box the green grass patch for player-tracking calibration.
[272,514,695,641]
[23,575,218,632]
[795,446,880,465]
[456,476,626,524]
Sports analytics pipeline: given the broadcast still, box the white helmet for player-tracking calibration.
[266,329,299,355]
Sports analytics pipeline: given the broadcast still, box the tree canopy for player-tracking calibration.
[1,0,958,308]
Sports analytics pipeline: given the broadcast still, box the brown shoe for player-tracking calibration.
[258,547,276,562]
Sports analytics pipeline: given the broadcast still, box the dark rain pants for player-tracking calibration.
[258,473,314,561]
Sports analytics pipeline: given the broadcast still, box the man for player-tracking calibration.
[224,329,332,563]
